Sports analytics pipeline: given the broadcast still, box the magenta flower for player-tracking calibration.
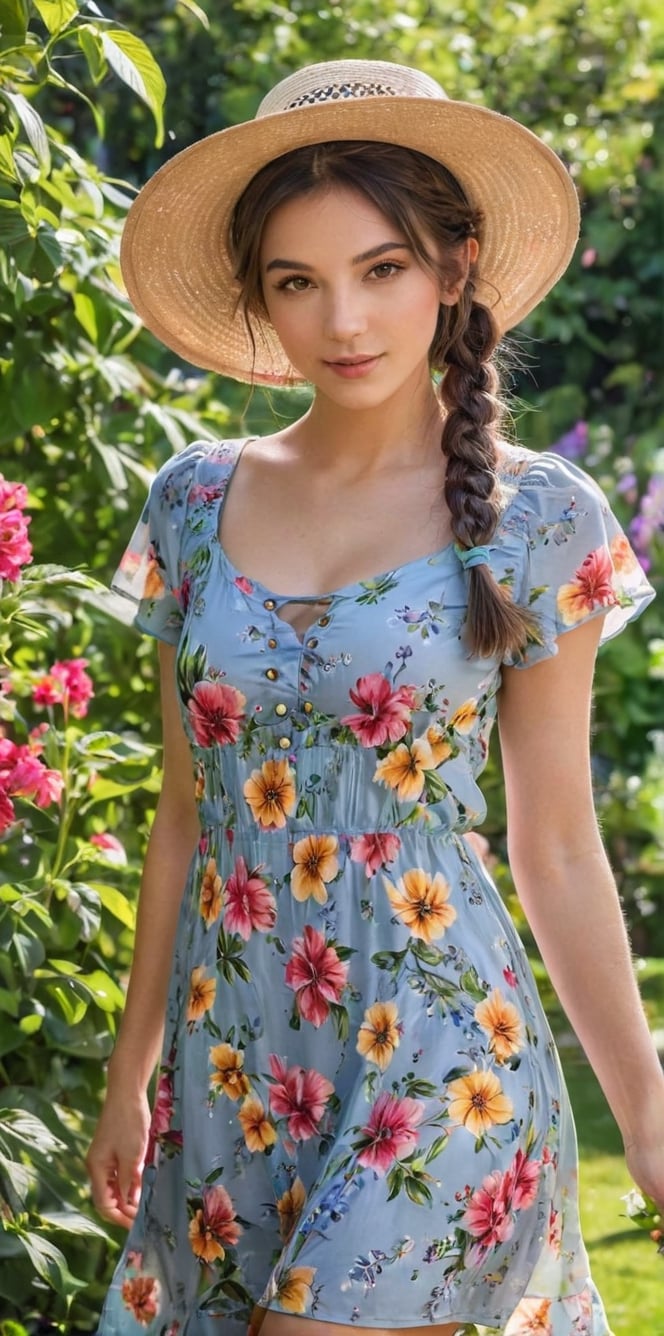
[355,1091,425,1174]
[0,734,63,831]
[187,681,246,747]
[90,832,128,866]
[32,658,94,719]
[349,831,401,877]
[223,855,276,940]
[508,1148,541,1211]
[341,673,417,747]
[0,789,15,832]
[268,1054,334,1140]
[284,924,348,1028]
[0,479,32,582]
[462,1168,515,1262]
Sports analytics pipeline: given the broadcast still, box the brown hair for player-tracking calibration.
[228,141,538,660]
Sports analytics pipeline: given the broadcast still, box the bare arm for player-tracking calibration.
[498,618,664,1207]
[86,641,199,1225]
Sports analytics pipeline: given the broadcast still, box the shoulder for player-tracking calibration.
[497,444,606,504]
[146,438,246,523]
[495,445,613,542]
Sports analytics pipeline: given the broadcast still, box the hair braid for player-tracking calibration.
[437,297,539,661]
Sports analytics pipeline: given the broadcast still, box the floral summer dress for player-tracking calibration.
[99,439,654,1336]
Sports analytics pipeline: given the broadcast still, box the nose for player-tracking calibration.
[322,285,369,344]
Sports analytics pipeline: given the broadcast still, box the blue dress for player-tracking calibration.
[99,439,654,1336]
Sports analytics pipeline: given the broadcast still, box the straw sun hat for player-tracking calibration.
[120,59,580,386]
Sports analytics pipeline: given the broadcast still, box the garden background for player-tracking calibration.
[0,0,663,1332]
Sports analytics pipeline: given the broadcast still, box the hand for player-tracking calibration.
[624,1141,664,1217]
[86,1086,151,1228]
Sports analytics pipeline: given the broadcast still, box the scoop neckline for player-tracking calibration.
[208,436,528,604]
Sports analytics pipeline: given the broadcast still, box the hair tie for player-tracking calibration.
[455,544,491,570]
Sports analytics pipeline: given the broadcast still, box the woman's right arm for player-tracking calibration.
[86,641,199,1227]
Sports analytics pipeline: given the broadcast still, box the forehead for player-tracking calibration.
[260,183,404,253]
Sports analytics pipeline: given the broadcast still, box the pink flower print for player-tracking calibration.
[556,546,618,626]
[462,1168,515,1262]
[188,482,226,506]
[284,924,348,1028]
[268,1055,334,1140]
[121,1274,161,1326]
[146,1069,182,1163]
[341,673,417,747]
[503,966,518,988]
[355,1091,424,1175]
[508,1148,541,1210]
[187,681,247,747]
[223,856,276,939]
[188,1184,242,1263]
[234,575,254,595]
[349,832,401,877]
[548,1204,562,1254]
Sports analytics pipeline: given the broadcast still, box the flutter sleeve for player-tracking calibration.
[111,440,213,644]
[503,452,656,668]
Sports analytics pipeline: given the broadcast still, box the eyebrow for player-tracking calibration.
[264,241,411,273]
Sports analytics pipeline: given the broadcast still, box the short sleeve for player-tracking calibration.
[111,440,214,644]
[503,453,656,669]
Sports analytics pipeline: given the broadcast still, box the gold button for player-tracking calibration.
[318,615,331,627]
[303,701,313,714]
[264,598,276,610]
[275,703,288,717]
[265,667,279,681]
[278,736,291,750]
[306,637,318,649]
[267,637,278,649]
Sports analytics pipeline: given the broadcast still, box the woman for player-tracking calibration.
[88,59,662,1336]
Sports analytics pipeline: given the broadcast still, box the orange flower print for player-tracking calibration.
[237,1096,277,1152]
[504,1296,553,1335]
[447,1069,514,1137]
[373,737,436,801]
[209,1043,251,1100]
[144,555,165,600]
[610,531,639,576]
[186,966,216,1024]
[556,545,618,626]
[276,1176,307,1242]
[448,698,479,734]
[474,988,524,1063]
[199,857,222,926]
[356,1000,401,1070]
[291,833,339,904]
[188,1184,241,1263]
[275,1265,317,1314]
[382,867,457,942]
[243,757,297,829]
[426,722,452,764]
[121,1274,161,1326]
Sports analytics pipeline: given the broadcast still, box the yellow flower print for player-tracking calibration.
[447,1068,514,1137]
[144,557,165,600]
[186,966,216,1023]
[276,1176,307,1243]
[426,722,452,765]
[243,758,297,830]
[610,531,639,576]
[209,1043,251,1100]
[199,857,222,926]
[291,833,339,904]
[237,1096,277,1152]
[474,988,524,1063]
[448,699,478,734]
[504,1295,553,1334]
[356,1000,401,1070]
[275,1266,317,1314]
[373,737,436,801]
[382,867,457,943]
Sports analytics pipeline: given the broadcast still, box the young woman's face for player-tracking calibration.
[259,184,464,407]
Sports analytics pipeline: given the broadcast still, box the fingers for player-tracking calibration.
[86,1144,144,1229]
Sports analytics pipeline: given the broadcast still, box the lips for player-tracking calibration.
[325,356,379,366]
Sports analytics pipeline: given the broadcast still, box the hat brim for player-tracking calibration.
[120,97,580,385]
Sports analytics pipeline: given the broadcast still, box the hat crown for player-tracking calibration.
[257,59,447,119]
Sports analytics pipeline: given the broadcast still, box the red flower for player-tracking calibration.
[268,1054,334,1140]
[284,924,348,1028]
[223,855,276,939]
[121,1274,161,1326]
[0,476,32,582]
[1,737,63,820]
[187,680,246,747]
[188,1184,242,1262]
[32,658,94,718]
[508,1148,541,1211]
[341,673,417,747]
[462,1168,515,1261]
[355,1091,424,1174]
[349,832,401,877]
[556,545,618,626]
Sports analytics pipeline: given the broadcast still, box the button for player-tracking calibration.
[318,615,331,627]
[264,598,276,610]
[278,736,291,750]
[267,637,278,649]
[303,701,313,714]
[306,637,319,649]
[265,667,279,681]
[275,703,288,717]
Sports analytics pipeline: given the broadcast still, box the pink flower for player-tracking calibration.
[90,832,127,866]
[268,1055,334,1140]
[187,681,246,747]
[503,966,518,988]
[32,659,94,718]
[0,789,16,833]
[349,831,401,877]
[0,478,28,512]
[234,575,254,595]
[151,1070,175,1139]
[284,925,348,1028]
[462,1168,515,1260]
[355,1091,424,1174]
[223,855,276,939]
[0,505,32,581]
[508,1148,541,1211]
[556,546,618,627]
[341,674,417,747]
[188,482,226,506]
[7,752,63,807]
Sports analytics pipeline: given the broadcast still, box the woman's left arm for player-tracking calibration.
[498,617,664,1209]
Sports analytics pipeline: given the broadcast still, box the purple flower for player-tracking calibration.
[550,421,588,460]
[629,473,664,570]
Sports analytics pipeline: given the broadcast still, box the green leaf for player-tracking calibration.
[0,1108,66,1156]
[100,29,166,147]
[0,199,30,243]
[37,1208,110,1240]
[88,881,135,930]
[0,0,29,44]
[77,24,106,83]
[33,0,78,35]
[15,1231,86,1297]
[76,969,125,1012]
[3,92,50,172]
[72,290,98,343]
[176,0,210,28]
[0,1148,35,1200]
